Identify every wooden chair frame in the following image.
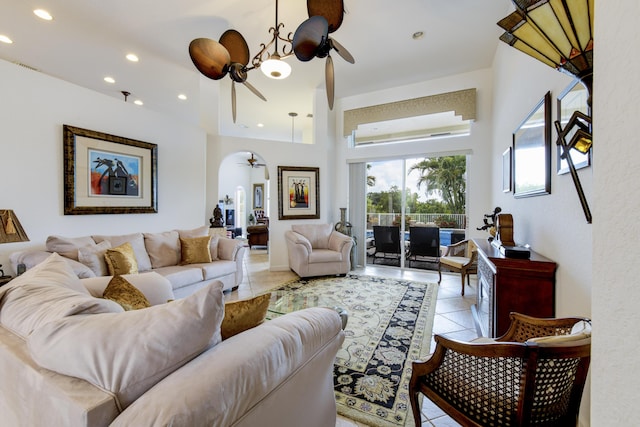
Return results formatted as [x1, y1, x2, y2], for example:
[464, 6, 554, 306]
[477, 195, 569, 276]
[438, 239, 477, 295]
[409, 313, 591, 427]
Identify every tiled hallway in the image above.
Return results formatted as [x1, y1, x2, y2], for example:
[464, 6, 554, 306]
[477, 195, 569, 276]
[228, 247, 478, 427]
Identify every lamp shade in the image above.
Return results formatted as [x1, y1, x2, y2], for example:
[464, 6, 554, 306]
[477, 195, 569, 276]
[260, 54, 291, 79]
[0, 210, 29, 244]
[498, 0, 593, 80]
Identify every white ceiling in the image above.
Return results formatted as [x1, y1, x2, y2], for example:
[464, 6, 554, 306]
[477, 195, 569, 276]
[0, 0, 511, 142]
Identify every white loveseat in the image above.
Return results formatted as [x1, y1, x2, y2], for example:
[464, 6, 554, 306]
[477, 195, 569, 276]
[0, 253, 345, 427]
[285, 224, 353, 278]
[9, 226, 246, 297]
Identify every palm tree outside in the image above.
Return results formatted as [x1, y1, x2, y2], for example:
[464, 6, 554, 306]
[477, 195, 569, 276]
[408, 155, 466, 214]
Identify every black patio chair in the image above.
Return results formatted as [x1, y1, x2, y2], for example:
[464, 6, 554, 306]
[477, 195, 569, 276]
[407, 226, 440, 268]
[372, 226, 402, 265]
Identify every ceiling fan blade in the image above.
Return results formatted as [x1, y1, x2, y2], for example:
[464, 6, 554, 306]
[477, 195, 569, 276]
[231, 80, 237, 123]
[242, 80, 267, 102]
[307, 0, 344, 33]
[329, 38, 355, 64]
[293, 16, 328, 61]
[219, 29, 250, 66]
[326, 54, 335, 110]
[188, 38, 230, 80]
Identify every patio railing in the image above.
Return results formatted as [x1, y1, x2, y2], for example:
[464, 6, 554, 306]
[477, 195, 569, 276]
[366, 213, 467, 229]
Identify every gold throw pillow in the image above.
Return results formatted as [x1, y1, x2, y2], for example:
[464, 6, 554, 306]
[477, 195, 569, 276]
[180, 235, 212, 264]
[104, 242, 139, 275]
[103, 275, 150, 311]
[221, 293, 272, 340]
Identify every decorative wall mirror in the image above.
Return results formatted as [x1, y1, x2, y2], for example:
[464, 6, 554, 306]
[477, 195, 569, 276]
[512, 91, 551, 198]
[557, 79, 591, 174]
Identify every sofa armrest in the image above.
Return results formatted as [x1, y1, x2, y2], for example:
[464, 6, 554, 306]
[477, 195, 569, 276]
[328, 231, 353, 254]
[284, 230, 312, 253]
[109, 308, 345, 427]
[217, 237, 244, 261]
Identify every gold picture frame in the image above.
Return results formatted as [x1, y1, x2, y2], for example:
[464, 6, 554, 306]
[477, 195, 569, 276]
[277, 166, 320, 220]
[63, 125, 158, 215]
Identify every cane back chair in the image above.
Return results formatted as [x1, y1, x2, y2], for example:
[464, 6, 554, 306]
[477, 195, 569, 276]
[409, 313, 591, 427]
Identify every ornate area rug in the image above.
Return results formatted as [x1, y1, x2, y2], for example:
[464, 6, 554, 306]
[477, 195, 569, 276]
[268, 274, 438, 427]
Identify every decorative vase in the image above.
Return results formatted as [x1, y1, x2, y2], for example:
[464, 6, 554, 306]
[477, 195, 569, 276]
[335, 208, 352, 236]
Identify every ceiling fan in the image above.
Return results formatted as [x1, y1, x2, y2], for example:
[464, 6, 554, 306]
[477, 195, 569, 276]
[242, 153, 266, 168]
[292, 0, 355, 110]
[189, 30, 267, 123]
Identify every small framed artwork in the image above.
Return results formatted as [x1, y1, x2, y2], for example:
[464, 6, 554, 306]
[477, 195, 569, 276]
[63, 125, 158, 215]
[277, 166, 320, 220]
[557, 79, 591, 174]
[502, 147, 512, 193]
[512, 91, 551, 198]
[253, 183, 264, 209]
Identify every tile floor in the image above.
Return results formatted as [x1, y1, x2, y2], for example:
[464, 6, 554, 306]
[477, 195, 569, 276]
[227, 247, 479, 427]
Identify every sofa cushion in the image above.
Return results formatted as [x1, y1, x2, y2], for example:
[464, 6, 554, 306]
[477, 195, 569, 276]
[292, 224, 333, 249]
[77, 240, 112, 276]
[82, 272, 175, 306]
[221, 293, 271, 340]
[0, 253, 123, 338]
[103, 275, 151, 311]
[92, 233, 152, 272]
[45, 235, 96, 261]
[105, 242, 139, 275]
[200, 259, 236, 280]
[309, 248, 343, 264]
[152, 265, 205, 290]
[27, 280, 225, 411]
[10, 249, 96, 279]
[180, 236, 212, 264]
[143, 230, 181, 268]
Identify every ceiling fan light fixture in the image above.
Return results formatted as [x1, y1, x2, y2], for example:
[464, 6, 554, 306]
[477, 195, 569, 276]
[261, 53, 291, 79]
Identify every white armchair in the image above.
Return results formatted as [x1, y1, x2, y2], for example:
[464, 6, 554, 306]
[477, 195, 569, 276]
[285, 224, 353, 278]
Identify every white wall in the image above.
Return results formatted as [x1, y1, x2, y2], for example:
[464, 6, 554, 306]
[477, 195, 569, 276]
[0, 59, 207, 273]
[592, 1, 640, 424]
[490, 28, 593, 427]
[490, 45, 592, 319]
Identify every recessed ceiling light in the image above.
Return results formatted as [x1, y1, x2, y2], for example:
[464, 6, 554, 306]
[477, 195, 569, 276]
[0, 35, 13, 44]
[257, 123, 264, 128]
[134, 100, 143, 106]
[178, 94, 187, 100]
[412, 31, 424, 40]
[126, 53, 139, 62]
[104, 76, 115, 84]
[33, 9, 53, 21]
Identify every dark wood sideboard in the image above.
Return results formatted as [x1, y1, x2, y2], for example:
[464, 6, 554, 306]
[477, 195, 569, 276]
[472, 239, 557, 338]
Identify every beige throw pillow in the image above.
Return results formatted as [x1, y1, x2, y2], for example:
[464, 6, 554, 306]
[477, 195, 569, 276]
[105, 242, 139, 275]
[28, 281, 225, 410]
[103, 275, 151, 311]
[0, 253, 122, 338]
[77, 240, 112, 276]
[143, 230, 181, 268]
[180, 235, 212, 264]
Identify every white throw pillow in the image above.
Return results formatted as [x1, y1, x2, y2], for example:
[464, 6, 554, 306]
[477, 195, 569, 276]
[0, 253, 122, 338]
[92, 233, 153, 272]
[77, 240, 112, 276]
[27, 280, 225, 410]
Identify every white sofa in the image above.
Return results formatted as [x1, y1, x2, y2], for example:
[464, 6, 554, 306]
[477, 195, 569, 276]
[9, 226, 246, 297]
[285, 224, 353, 278]
[0, 253, 345, 427]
